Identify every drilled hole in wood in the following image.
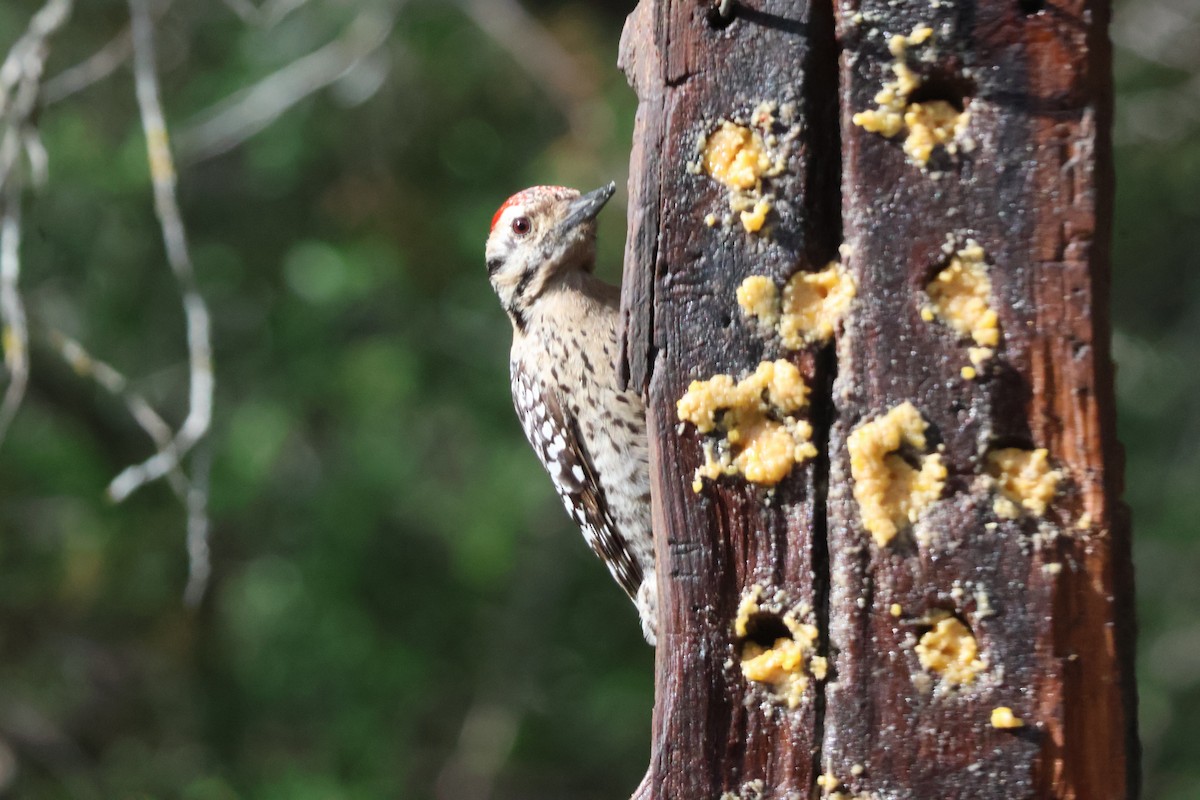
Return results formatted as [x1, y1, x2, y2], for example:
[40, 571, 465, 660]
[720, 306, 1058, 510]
[1018, 0, 1045, 14]
[915, 610, 985, 687]
[914, 607, 969, 636]
[706, 0, 737, 29]
[988, 434, 1037, 452]
[891, 442, 926, 472]
[847, 402, 947, 547]
[739, 611, 792, 649]
[734, 601, 824, 708]
[986, 445, 1062, 519]
[920, 241, 998, 380]
[907, 73, 974, 113]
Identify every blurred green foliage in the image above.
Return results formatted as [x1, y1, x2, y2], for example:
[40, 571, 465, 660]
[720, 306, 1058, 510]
[1112, 2, 1200, 795]
[0, 0, 1195, 797]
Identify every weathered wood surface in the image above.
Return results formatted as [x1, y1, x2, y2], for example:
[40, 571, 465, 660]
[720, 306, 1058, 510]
[619, 0, 1136, 798]
[620, 0, 840, 796]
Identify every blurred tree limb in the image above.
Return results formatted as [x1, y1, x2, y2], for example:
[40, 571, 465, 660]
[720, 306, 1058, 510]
[0, 0, 214, 604]
[177, 2, 405, 163]
[0, 0, 608, 611]
[1112, 0, 1200, 143]
[112, 0, 213, 505]
[41, 25, 132, 106]
[454, 0, 595, 136]
[0, 0, 74, 444]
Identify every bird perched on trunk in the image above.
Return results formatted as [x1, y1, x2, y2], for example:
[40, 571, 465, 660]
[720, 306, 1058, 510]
[485, 183, 656, 645]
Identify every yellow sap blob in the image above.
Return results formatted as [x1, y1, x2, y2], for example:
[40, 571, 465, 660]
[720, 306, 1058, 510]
[991, 706, 1025, 729]
[923, 241, 999, 349]
[915, 612, 985, 686]
[734, 587, 823, 709]
[737, 262, 857, 348]
[851, 25, 972, 168]
[678, 360, 817, 491]
[987, 447, 1061, 519]
[703, 122, 771, 191]
[847, 402, 946, 546]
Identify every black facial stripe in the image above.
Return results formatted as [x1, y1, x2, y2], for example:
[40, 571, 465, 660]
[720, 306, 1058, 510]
[513, 265, 536, 303]
[486, 256, 503, 275]
[507, 303, 526, 332]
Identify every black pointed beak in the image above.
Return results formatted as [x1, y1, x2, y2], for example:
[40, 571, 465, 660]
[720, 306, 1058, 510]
[562, 182, 616, 230]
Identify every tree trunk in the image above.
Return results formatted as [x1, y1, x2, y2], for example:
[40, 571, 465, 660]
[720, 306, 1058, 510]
[619, 0, 1137, 797]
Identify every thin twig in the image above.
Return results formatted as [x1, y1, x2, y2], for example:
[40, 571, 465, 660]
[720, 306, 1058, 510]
[177, 3, 402, 162]
[1112, 0, 1200, 72]
[43, 0, 175, 106]
[0, 0, 76, 445]
[221, 0, 312, 28]
[220, 0, 264, 25]
[261, 0, 313, 27]
[0, 0, 74, 116]
[3, 0, 216, 603]
[435, 701, 520, 800]
[42, 28, 132, 105]
[23, 128, 49, 186]
[110, 0, 214, 503]
[454, 0, 592, 133]
[184, 444, 211, 607]
[0, 1, 74, 109]
[48, 330, 189, 498]
[0, 181, 28, 441]
[1115, 72, 1200, 146]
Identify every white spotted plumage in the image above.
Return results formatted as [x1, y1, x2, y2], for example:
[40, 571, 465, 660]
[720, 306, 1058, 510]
[486, 183, 657, 645]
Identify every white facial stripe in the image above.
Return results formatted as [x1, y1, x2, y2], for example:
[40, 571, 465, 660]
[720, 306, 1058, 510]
[486, 205, 528, 265]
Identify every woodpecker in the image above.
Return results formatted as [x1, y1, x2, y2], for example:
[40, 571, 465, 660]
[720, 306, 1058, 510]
[485, 183, 656, 645]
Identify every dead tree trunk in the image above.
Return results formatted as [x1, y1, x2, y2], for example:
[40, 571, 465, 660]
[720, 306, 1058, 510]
[619, 0, 1137, 798]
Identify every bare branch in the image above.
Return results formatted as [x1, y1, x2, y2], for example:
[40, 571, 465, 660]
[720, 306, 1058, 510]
[0, 0, 74, 116]
[261, 0, 313, 27]
[220, 0, 265, 25]
[177, 3, 402, 162]
[109, 0, 214, 502]
[453, 0, 593, 133]
[3, 0, 215, 603]
[184, 445, 211, 607]
[43, 0, 177, 106]
[221, 0, 313, 28]
[42, 28, 132, 105]
[1110, 0, 1200, 145]
[23, 129, 49, 186]
[0, 181, 29, 442]
[48, 330, 187, 492]
[1115, 72, 1200, 146]
[0, 0, 76, 445]
[435, 701, 520, 800]
[1112, 0, 1200, 72]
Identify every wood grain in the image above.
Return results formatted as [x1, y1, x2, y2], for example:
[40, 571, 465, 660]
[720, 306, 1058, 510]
[619, 0, 1136, 797]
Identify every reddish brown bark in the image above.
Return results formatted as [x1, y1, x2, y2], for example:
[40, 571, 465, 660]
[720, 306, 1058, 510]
[619, 0, 1136, 798]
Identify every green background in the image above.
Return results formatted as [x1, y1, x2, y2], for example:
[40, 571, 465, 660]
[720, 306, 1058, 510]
[0, 0, 1195, 797]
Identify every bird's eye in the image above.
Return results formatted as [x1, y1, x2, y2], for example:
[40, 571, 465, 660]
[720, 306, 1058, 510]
[511, 216, 532, 236]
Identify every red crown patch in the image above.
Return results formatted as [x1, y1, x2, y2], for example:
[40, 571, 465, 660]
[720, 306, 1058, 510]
[490, 186, 575, 232]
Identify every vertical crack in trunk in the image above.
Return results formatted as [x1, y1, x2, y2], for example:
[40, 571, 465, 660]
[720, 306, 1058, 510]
[808, 343, 837, 782]
[625, 1, 1131, 794]
[803, 0, 842, 782]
